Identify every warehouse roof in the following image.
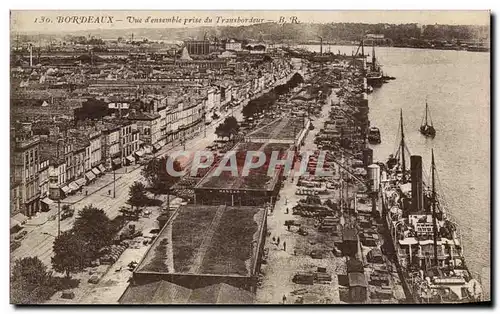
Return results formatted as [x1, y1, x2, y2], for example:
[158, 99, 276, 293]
[119, 281, 255, 304]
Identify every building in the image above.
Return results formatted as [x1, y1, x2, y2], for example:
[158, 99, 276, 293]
[165, 105, 181, 145]
[177, 99, 205, 143]
[225, 39, 242, 52]
[72, 140, 89, 181]
[115, 120, 140, 167]
[88, 130, 103, 168]
[100, 123, 121, 170]
[38, 155, 50, 209]
[48, 157, 66, 200]
[128, 111, 161, 152]
[10, 127, 41, 217]
[157, 103, 168, 147]
[119, 204, 267, 303]
[194, 142, 292, 206]
[184, 40, 210, 55]
[366, 34, 385, 39]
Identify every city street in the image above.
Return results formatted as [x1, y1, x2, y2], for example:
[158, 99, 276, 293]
[11, 81, 252, 271]
[256, 90, 343, 304]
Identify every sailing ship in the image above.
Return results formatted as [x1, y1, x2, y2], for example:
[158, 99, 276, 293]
[380, 110, 482, 303]
[420, 102, 436, 138]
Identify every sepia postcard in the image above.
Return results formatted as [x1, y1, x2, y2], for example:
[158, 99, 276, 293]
[9, 10, 490, 305]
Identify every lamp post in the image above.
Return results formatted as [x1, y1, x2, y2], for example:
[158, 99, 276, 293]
[57, 199, 61, 237]
[393, 220, 404, 244]
[113, 167, 116, 198]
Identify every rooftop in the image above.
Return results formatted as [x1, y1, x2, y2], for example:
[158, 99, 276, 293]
[245, 116, 307, 141]
[135, 205, 266, 277]
[119, 281, 255, 304]
[127, 111, 161, 121]
[195, 141, 292, 191]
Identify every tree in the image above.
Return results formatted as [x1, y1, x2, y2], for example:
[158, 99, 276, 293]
[127, 181, 148, 209]
[51, 231, 86, 278]
[11, 257, 58, 304]
[215, 116, 240, 140]
[141, 156, 182, 210]
[73, 205, 114, 256]
[12, 257, 50, 286]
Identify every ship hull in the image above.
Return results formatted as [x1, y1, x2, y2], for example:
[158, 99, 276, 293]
[367, 76, 384, 87]
[381, 191, 416, 303]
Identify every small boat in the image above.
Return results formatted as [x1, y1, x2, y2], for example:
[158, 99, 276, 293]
[420, 101, 436, 138]
[367, 127, 381, 144]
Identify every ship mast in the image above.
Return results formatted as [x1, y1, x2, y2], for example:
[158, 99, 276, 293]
[361, 37, 365, 58]
[432, 149, 439, 266]
[425, 102, 428, 126]
[371, 42, 376, 71]
[400, 109, 406, 180]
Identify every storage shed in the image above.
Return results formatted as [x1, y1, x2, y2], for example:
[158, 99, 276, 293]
[348, 272, 368, 303]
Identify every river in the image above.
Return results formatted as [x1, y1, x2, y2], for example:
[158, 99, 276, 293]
[299, 44, 490, 299]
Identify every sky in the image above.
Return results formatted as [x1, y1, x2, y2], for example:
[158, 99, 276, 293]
[11, 10, 490, 34]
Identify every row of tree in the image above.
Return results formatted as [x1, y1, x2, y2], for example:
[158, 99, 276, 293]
[140, 156, 183, 210]
[11, 205, 117, 303]
[215, 116, 240, 140]
[242, 72, 304, 118]
[51, 206, 116, 278]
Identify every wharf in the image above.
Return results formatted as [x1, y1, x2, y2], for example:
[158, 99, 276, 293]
[256, 57, 405, 304]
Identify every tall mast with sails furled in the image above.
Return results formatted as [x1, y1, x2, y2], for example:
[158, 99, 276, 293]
[400, 109, 406, 180]
[432, 149, 438, 266]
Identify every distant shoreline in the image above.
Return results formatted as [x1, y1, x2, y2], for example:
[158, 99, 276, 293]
[292, 42, 490, 53]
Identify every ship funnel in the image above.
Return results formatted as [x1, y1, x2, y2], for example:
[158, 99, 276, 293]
[410, 155, 423, 213]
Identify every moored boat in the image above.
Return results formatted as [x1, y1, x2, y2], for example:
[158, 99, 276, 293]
[368, 126, 381, 144]
[378, 110, 482, 303]
[366, 43, 384, 87]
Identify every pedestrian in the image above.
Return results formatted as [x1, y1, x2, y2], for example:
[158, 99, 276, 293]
[108, 190, 111, 196]
[272, 236, 276, 244]
[285, 198, 288, 205]
[286, 207, 289, 214]
[283, 241, 287, 252]
[282, 294, 287, 304]
[294, 249, 297, 256]
[277, 237, 280, 246]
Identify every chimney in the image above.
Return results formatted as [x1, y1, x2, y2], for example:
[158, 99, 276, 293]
[410, 155, 423, 213]
[29, 44, 33, 67]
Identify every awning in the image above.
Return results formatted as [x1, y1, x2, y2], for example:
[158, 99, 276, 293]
[113, 158, 122, 165]
[61, 185, 72, 194]
[92, 168, 101, 176]
[85, 171, 96, 181]
[399, 238, 419, 245]
[153, 143, 161, 151]
[10, 218, 20, 229]
[98, 164, 106, 173]
[12, 213, 28, 224]
[135, 150, 145, 157]
[41, 197, 54, 205]
[76, 178, 87, 186]
[126, 155, 136, 163]
[69, 182, 80, 191]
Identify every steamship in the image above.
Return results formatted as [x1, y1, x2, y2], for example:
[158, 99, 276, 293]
[378, 110, 483, 303]
[366, 43, 384, 88]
